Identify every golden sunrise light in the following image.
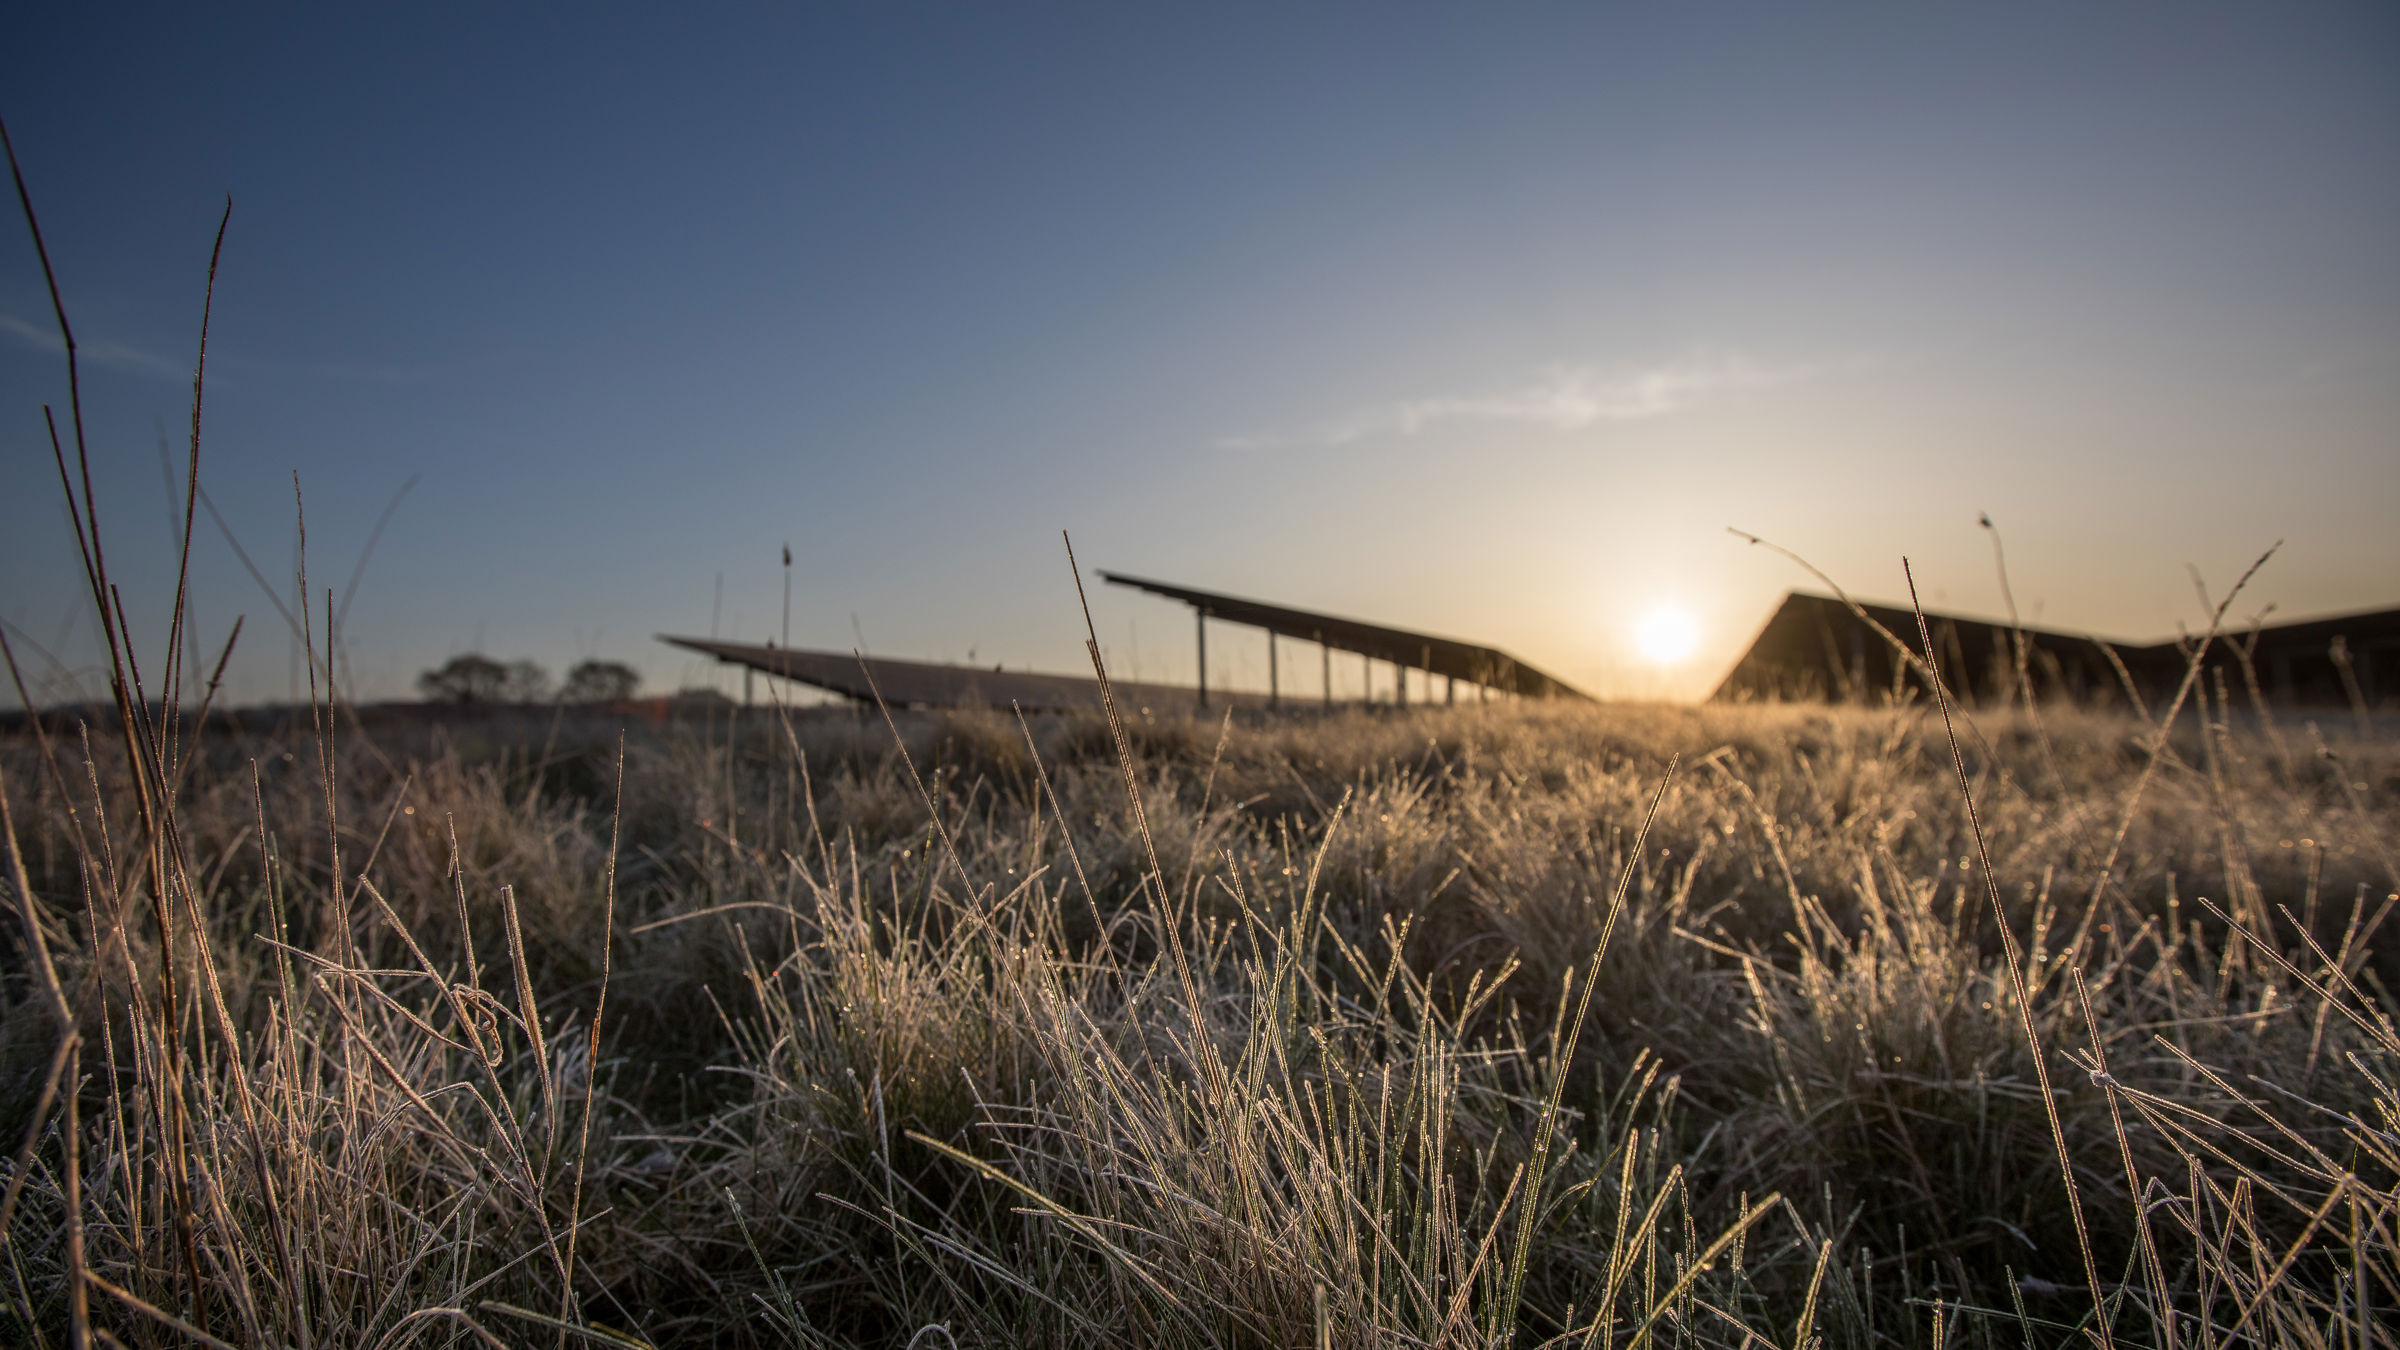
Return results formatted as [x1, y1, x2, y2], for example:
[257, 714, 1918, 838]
[1634, 604, 1700, 667]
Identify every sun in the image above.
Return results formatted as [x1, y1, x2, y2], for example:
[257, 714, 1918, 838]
[1634, 605, 1699, 667]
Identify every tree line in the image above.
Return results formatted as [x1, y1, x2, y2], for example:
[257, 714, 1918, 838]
[416, 654, 641, 704]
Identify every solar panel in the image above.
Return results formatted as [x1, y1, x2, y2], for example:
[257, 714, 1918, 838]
[1098, 572, 1590, 701]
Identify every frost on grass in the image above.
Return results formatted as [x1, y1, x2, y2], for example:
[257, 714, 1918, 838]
[3, 699, 2396, 1348]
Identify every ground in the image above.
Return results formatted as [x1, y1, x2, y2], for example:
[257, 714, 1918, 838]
[3, 693, 2394, 1347]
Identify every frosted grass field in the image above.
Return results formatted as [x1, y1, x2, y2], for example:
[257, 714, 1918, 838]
[6, 687, 2394, 1346]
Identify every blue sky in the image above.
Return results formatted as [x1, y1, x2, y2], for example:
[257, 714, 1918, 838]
[5, 3, 2396, 705]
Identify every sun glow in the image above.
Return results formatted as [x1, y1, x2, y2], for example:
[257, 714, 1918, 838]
[1634, 605, 1699, 667]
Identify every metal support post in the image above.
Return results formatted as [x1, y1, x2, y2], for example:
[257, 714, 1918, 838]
[1320, 632, 1331, 708]
[1268, 632, 1278, 708]
[1196, 609, 1208, 708]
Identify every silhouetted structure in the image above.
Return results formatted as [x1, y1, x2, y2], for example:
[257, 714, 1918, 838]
[660, 638, 1281, 713]
[1099, 572, 1591, 706]
[665, 572, 1591, 713]
[1713, 591, 2400, 710]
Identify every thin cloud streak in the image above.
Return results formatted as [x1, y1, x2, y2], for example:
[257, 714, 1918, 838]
[1220, 354, 1805, 450]
[0, 310, 192, 381]
[3, 311, 453, 388]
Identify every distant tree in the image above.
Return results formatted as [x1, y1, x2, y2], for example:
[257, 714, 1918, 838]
[561, 659, 640, 703]
[501, 660, 552, 702]
[417, 654, 552, 703]
[417, 653, 509, 703]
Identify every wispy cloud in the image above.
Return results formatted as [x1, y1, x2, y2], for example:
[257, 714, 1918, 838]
[0, 310, 191, 382]
[3, 311, 451, 387]
[1220, 353, 1805, 450]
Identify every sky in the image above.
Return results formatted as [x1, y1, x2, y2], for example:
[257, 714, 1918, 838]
[4, 3, 2396, 707]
